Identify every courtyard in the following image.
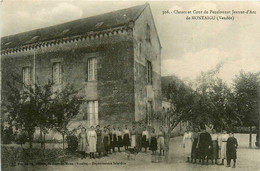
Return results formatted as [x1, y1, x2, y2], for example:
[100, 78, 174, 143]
[3, 133, 259, 171]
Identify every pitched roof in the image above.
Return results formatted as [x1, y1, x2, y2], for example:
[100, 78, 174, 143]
[1, 3, 148, 50]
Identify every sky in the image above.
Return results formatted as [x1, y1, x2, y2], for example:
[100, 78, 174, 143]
[1, 0, 260, 85]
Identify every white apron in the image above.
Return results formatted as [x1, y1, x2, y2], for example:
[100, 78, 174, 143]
[87, 130, 97, 153]
[183, 132, 193, 157]
[220, 134, 229, 159]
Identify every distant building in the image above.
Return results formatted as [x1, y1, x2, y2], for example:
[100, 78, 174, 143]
[1, 3, 162, 127]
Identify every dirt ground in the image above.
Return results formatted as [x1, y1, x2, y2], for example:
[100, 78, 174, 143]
[3, 134, 260, 171]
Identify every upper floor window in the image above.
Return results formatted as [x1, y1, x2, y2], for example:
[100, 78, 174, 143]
[137, 43, 142, 57]
[146, 60, 152, 84]
[52, 62, 62, 85]
[145, 24, 151, 43]
[87, 58, 97, 81]
[22, 67, 32, 85]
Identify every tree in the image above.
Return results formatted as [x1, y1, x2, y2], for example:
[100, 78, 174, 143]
[194, 65, 241, 131]
[159, 64, 242, 162]
[50, 84, 85, 149]
[4, 75, 84, 150]
[5, 78, 39, 149]
[233, 71, 260, 148]
[158, 75, 199, 163]
[33, 82, 54, 149]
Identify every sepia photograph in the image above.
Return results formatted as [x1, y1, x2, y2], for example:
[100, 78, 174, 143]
[0, 0, 260, 170]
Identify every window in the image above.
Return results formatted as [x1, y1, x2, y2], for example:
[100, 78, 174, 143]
[22, 67, 32, 85]
[145, 24, 151, 43]
[146, 101, 153, 125]
[52, 62, 62, 85]
[87, 58, 97, 81]
[88, 101, 99, 126]
[137, 43, 141, 57]
[146, 60, 152, 84]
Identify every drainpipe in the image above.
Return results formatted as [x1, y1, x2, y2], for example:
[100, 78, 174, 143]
[33, 49, 36, 85]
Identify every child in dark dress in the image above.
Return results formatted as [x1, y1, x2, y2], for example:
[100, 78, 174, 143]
[142, 126, 149, 152]
[123, 125, 131, 150]
[107, 125, 113, 154]
[149, 128, 157, 155]
[117, 127, 123, 152]
[111, 126, 117, 152]
[226, 132, 238, 168]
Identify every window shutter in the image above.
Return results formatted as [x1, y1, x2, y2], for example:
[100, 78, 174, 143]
[151, 63, 153, 85]
[22, 68, 25, 84]
[59, 63, 62, 84]
[85, 62, 88, 81]
[94, 58, 97, 80]
[146, 60, 148, 84]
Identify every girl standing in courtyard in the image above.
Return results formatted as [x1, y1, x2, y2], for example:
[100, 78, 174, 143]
[78, 127, 88, 159]
[103, 126, 110, 156]
[219, 130, 229, 165]
[183, 126, 193, 163]
[211, 129, 219, 164]
[191, 127, 200, 163]
[136, 124, 143, 152]
[117, 127, 123, 152]
[111, 125, 117, 152]
[158, 126, 165, 156]
[107, 125, 113, 154]
[96, 125, 105, 158]
[123, 125, 131, 150]
[226, 132, 238, 168]
[88, 126, 97, 159]
[149, 127, 157, 155]
[130, 125, 137, 148]
[142, 126, 149, 152]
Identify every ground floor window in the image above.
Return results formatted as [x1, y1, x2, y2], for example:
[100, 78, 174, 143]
[88, 101, 98, 126]
[146, 101, 153, 125]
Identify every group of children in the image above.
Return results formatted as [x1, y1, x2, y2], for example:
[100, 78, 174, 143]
[182, 125, 238, 168]
[78, 124, 166, 159]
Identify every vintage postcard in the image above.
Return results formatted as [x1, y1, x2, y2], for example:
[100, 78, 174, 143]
[1, 0, 260, 171]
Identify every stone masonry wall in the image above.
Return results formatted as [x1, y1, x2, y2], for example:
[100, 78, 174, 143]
[1, 31, 135, 128]
[133, 5, 162, 122]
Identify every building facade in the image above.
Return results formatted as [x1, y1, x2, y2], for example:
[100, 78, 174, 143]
[1, 3, 162, 127]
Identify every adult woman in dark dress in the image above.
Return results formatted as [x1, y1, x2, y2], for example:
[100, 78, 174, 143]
[117, 127, 123, 152]
[103, 127, 110, 156]
[123, 125, 131, 150]
[149, 127, 157, 155]
[107, 125, 113, 154]
[78, 127, 88, 159]
[191, 127, 199, 163]
[142, 126, 149, 152]
[111, 125, 117, 152]
[136, 124, 143, 152]
[96, 125, 105, 158]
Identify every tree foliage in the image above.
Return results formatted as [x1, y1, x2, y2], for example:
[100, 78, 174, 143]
[50, 84, 85, 149]
[4, 76, 85, 149]
[233, 71, 260, 127]
[194, 65, 241, 130]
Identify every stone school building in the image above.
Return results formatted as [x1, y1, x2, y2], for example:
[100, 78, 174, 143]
[1, 3, 162, 128]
